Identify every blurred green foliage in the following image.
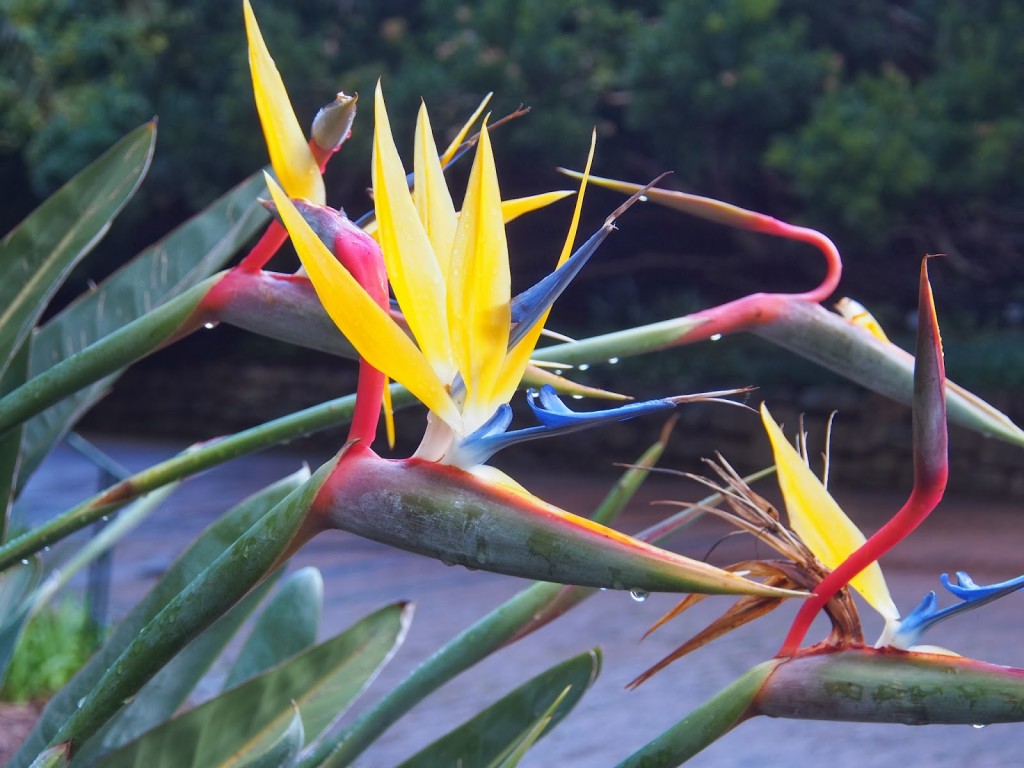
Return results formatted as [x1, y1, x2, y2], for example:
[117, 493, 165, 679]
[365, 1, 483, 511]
[2, 0, 1021, 325]
[1, 600, 101, 703]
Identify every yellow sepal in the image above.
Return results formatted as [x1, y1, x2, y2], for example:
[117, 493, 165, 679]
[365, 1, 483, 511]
[265, 174, 461, 429]
[761, 404, 899, 621]
[243, 0, 324, 204]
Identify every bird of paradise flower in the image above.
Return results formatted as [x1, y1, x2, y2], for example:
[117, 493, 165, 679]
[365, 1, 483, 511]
[242, 0, 800, 600]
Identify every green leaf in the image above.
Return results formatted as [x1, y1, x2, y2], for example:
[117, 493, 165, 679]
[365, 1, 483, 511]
[396, 649, 600, 768]
[224, 566, 323, 690]
[238, 708, 304, 768]
[71, 572, 282, 768]
[50, 460, 331, 752]
[616, 661, 777, 768]
[17, 173, 269, 489]
[486, 687, 571, 768]
[27, 743, 70, 768]
[0, 122, 155, 381]
[0, 343, 29, 540]
[97, 602, 412, 768]
[11, 469, 309, 768]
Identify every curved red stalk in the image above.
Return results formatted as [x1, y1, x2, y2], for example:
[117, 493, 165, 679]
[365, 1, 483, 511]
[239, 136, 342, 273]
[675, 220, 842, 344]
[779, 259, 947, 655]
[311, 138, 341, 170]
[330, 218, 390, 445]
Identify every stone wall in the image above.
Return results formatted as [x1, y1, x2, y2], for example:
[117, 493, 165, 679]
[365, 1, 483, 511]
[80, 360, 1024, 499]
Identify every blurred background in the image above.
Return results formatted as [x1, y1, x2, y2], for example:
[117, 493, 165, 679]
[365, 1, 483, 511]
[1, 0, 1022, 490]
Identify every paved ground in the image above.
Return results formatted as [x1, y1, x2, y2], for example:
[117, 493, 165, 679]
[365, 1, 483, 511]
[9, 437, 1024, 767]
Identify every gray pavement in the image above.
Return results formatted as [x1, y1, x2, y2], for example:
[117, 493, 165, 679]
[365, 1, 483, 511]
[12, 437, 1024, 767]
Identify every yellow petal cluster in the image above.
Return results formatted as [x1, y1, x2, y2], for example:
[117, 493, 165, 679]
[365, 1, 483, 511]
[270, 82, 585, 439]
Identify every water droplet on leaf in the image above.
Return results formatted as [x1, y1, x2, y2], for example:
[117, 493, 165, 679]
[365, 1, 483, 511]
[630, 589, 649, 603]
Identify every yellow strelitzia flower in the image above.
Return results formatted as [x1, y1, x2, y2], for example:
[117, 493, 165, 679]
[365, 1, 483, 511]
[267, 82, 594, 466]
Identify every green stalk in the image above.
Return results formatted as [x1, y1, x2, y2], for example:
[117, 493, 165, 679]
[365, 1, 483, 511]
[615, 661, 779, 768]
[0, 279, 217, 439]
[0, 385, 416, 572]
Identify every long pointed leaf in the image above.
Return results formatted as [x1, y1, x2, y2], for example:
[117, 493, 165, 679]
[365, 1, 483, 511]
[48, 461, 331, 753]
[224, 566, 323, 690]
[11, 469, 309, 768]
[71, 572, 282, 767]
[396, 649, 600, 768]
[238, 708, 304, 768]
[97, 603, 412, 767]
[0, 122, 155, 380]
[0, 343, 29, 540]
[17, 173, 268, 489]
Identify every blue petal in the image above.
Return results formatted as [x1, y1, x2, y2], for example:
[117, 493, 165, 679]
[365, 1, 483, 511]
[452, 385, 677, 467]
[892, 571, 1024, 648]
[508, 226, 612, 349]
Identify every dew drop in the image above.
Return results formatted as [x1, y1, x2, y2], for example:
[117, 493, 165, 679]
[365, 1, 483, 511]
[607, 357, 620, 365]
[571, 394, 584, 400]
[710, 333, 723, 341]
[972, 723, 987, 730]
[77, 697, 86, 709]
[43, 546, 51, 552]
[554, 369, 564, 376]
[578, 363, 590, 371]
[630, 589, 649, 603]
[638, 194, 649, 202]
[599, 587, 608, 592]
[101, 515, 110, 522]
[203, 322, 216, 330]
[20, 559, 28, 565]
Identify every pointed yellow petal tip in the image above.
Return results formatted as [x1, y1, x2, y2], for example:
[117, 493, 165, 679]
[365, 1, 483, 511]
[501, 190, 575, 223]
[440, 92, 493, 167]
[760, 404, 899, 621]
[245, 0, 324, 204]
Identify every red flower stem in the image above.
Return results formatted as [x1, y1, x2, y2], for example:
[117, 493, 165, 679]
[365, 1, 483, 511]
[779, 260, 947, 656]
[238, 136, 339, 273]
[672, 221, 842, 344]
[237, 220, 288, 272]
[778, 478, 946, 656]
[330, 221, 390, 445]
